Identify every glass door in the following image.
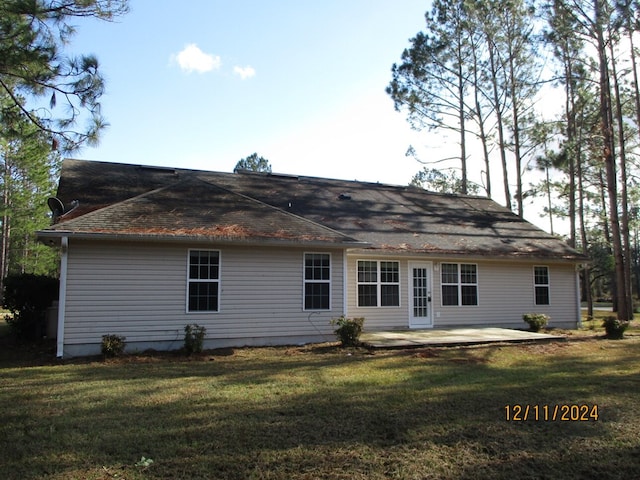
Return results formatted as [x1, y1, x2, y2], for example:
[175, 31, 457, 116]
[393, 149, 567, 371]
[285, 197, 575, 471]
[409, 262, 432, 328]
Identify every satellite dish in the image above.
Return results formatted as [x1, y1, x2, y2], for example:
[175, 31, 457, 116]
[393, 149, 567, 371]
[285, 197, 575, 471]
[47, 197, 64, 217]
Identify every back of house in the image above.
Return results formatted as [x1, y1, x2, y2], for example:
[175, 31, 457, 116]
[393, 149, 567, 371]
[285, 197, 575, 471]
[37, 159, 586, 357]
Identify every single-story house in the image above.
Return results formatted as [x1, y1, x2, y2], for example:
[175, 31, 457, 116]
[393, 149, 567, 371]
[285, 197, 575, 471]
[38, 159, 586, 357]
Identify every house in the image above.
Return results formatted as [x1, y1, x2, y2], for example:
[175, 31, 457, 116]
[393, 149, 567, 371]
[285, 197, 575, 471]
[38, 159, 586, 357]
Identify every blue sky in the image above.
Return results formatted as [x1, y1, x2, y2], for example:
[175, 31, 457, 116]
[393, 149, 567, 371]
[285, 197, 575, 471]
[68, 1, 432, 185]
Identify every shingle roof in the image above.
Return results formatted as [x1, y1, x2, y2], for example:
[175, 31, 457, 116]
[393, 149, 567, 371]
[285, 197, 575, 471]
[38, 159, 585, 260]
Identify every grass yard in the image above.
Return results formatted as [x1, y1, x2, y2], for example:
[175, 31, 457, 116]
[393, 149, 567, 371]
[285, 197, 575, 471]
[1, 315, 639, 479]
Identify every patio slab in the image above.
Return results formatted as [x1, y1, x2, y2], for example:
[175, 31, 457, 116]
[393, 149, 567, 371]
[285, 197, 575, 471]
[360, 327, 565, 349]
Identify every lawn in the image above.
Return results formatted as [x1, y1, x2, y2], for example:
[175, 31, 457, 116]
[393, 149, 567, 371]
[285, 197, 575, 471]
[1, 316, 639, 479]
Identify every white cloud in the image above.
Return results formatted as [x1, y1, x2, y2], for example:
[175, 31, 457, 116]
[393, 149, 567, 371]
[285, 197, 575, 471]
[172, 44, 221, 74]
[233, 65, 256, 80]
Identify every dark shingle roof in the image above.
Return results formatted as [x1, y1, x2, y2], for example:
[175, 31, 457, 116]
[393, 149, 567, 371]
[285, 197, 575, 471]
[39, 159, 585, 260]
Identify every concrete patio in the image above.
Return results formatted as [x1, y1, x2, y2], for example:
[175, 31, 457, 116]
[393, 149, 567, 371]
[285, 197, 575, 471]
[360, 327, 566, 349]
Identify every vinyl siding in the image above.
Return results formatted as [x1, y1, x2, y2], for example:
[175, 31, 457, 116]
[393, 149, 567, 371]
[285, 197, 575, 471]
[432, 261, 578, 328]
[345, 256, 579, 330]
[62, 240, 344, 353]
[61, 241, 579, 355]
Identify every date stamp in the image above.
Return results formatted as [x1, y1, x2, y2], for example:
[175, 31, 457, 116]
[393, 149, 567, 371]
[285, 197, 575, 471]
[505, 404, 599, 421]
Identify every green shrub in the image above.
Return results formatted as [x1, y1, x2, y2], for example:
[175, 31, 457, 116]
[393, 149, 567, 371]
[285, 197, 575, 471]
[331, 316, 364, 347]
[184, 324, 206, 354]
[101, 334, 126, 357]
[602, 316, 630, 339]
[2, 274, 59, 340]
[522, 313, 549, 332]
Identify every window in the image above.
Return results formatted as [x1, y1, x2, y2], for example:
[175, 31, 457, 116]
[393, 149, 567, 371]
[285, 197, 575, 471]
[188, 250, 220, 312]
[534, 266, 550, 305]
[380, 261, 400, 306]
[441, 263, 478, 306]
[304, 253, 330, 310]
[357, 260, 400, 307]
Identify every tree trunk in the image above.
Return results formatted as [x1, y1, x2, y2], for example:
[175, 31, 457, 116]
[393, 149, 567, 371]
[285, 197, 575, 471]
[545, 164, 554, 235]
[595, 0, 630, 321]
[0, 159, 10, 298]
[565, 52, 577, 248]
[508, 48, 524, 218]
[456, 31, 468, 195]
[468, 27, 491, 197]
[576, 106, 592, 318]
[487, 39, 511, 210]
[608, 32, 633, 319]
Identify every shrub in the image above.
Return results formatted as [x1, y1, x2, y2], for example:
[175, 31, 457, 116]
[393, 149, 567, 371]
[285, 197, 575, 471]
[184, 324, 206, 354]
[2, 274, 59, 340]
[522, 313, 549, 332]
[101, 334, 126, 357]
[602, 316, 630, 340]
[331, 316, 364, 347]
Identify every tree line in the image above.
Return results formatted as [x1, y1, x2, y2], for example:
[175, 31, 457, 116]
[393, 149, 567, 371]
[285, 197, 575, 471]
[0, 1, 129, 294]
[388, 0, 640, 320]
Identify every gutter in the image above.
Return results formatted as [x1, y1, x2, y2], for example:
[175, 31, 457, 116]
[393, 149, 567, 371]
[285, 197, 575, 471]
[36, 230, 371, 249]
[56, 236, 68, 358]
[344, 248, 588, 264]
[575, 268, 582, 329]
[343, 253, 348, 317]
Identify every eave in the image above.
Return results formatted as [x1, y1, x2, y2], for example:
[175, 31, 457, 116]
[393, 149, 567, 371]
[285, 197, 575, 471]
[348, 246, 588, 264]
[36, 229, 371, 249]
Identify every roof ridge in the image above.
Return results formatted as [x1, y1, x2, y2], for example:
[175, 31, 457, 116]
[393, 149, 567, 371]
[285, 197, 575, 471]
[61, 159, 498, 201]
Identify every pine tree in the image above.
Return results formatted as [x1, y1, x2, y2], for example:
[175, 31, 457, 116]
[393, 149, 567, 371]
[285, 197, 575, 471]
[234, 153, 272, 173]
[0, 91, 60, 293]
[387, 0, 474, 194]
[0, 0, 129, 152]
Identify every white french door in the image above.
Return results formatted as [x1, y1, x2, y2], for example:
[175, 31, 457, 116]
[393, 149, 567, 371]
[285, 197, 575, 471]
[409, 262, 433, 328]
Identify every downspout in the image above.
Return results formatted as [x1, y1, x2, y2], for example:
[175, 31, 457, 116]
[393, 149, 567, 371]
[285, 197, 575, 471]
[343, 252, 348, 317]
[56, 236, 68, 358]
[575, 266, 582, 329]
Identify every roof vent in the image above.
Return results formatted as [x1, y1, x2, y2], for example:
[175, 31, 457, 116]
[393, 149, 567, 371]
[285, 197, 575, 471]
[338, 193, 352, 200]
[137, 165, 178, 175]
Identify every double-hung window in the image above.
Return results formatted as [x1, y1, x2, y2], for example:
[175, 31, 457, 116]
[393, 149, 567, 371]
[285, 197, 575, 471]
[188, 250, 220, 312]
[441, 263, 478, 306]
[357, 260, 400, 307]
[304, 253, 331, 310]
[534, 266, 550, 305]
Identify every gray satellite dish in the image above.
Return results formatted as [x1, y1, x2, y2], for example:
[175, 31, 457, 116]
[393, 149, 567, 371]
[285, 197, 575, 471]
[47, 197, 64, 217]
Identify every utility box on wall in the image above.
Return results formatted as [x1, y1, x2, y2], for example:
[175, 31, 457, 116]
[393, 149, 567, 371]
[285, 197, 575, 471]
[47, 301, 58, 339]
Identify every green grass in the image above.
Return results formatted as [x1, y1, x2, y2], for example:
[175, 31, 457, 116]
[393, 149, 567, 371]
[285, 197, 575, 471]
[1, 321, 639, 479]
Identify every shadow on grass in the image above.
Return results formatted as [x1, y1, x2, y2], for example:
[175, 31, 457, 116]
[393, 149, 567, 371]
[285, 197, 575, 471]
[1, 339, 639, 479]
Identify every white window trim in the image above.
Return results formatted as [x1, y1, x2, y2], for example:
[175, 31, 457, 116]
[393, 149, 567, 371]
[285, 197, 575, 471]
[356, 259, 401, 308]
[303, 252, 332, 311]
[186, 249, 221, 314]
[440, 263, 479, 307]
[534, 265, 551, 305]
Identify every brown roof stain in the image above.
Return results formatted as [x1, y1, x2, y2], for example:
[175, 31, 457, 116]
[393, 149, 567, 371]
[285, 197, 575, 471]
[83, 225, 338, 242]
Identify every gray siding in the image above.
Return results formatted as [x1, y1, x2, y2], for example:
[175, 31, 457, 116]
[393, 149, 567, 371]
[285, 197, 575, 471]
[60, 240, 579, 356]
[345, 256, 578, 330]
[431, 260, 578, 329]
[62, 240, 344, 355]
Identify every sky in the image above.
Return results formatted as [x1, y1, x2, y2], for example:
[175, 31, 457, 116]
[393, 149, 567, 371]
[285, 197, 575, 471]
[65, 1, 559, 233]
[68, 1, 429, 180]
